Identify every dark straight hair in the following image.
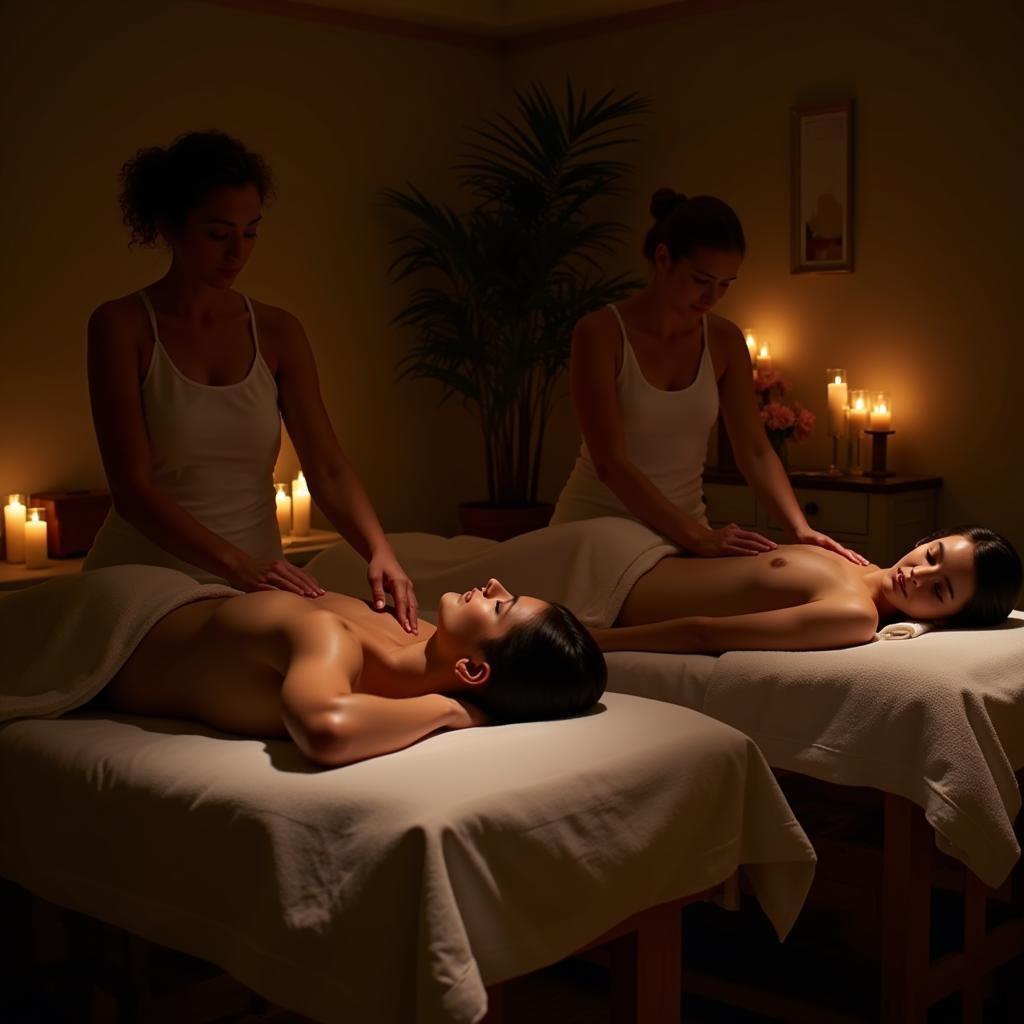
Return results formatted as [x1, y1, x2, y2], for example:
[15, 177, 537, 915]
[642, 188, 746, 262]
[916, 525, 1022, 626]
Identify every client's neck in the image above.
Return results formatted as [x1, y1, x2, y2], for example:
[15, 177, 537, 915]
[860, 566, 900, 619]
[358, 634, 466, 698]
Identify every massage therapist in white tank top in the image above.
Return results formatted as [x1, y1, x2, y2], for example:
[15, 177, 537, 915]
[84, 131, 420, 632]
[552, 189, 866, 565]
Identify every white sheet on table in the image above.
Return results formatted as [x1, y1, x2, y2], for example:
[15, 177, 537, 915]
[606, 613, 1024, 887]
[0, 694, 814, 1024]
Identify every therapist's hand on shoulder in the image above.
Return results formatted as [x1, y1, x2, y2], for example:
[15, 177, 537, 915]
[791, 526, 869, 566]
[368, 544, 419, 634]
[696, 523, 778, 557]
[225, 554, 326, 598]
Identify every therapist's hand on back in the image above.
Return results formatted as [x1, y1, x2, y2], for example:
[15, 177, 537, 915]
[368, 543, 419, 634]
[695, 522, 778, 557]
[225, 554, 326, 598]
[791, 526, 869, 566]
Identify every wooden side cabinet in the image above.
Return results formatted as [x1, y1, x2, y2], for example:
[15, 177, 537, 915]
[702, 471, 942, 567]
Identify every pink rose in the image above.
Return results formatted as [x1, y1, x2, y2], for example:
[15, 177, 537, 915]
[761, 401, 796, 432]
[793, 406, 816, 442]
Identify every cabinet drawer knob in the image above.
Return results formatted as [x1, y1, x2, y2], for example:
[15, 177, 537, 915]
[804, 501, 820, 516]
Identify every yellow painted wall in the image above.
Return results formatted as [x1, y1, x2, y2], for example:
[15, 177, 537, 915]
[3, 0, 1022, 559]
[0, 0, 497, 534]
[510, 0, 1024, 557]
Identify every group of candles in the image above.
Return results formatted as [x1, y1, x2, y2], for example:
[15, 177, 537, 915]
[275, 470, 312, 540]
[824, 370, 893, 436]
[3, 495, 48, 568]
[744, 333, 893, 434]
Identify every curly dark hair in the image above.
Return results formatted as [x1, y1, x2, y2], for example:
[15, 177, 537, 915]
[914, 526, 1022, 627]
[118, 130, 274, 246]
[470, 602, 607, 723]
[642, 187, 746, 262]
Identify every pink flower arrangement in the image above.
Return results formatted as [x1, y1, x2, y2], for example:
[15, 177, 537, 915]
[755, 370, 815, 450]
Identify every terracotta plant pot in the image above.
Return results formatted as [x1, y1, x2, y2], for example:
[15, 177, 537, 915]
[457, 502, 554, 542]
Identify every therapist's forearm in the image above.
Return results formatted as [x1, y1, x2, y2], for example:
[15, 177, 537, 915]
[736, 447, 809, 538]
[115, 484, 250, 579]
[598, 460, 708, 551]
[307, 458, 389, 560]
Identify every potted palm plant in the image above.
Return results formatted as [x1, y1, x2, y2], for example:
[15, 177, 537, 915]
[383, 81, 651, 540]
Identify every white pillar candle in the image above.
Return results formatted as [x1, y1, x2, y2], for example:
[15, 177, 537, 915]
[4, 494, 26, 564]
[826, 370, 848, 436]
[756, 343, 772, 371]
[24, 507, 47, 569]
[291, 470, 311, 537]
[275, 483, 292, 540]
[870, 399, 892, 430]
[848, 391, 869, 434]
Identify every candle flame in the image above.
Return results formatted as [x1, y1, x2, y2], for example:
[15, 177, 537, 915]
[833, 375, 842, 385]
[854, 397, 866, 410]
[758, 344, 769, 359]
[29, 511, 39, 523]
[745, 332, 756, 352]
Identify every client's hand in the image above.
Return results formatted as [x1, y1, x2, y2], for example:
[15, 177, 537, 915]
[448, 697, 490, 729]
[225, 555, 326, 598]
[368, 544, 419, 634]
[792, 527, 869, 566]
[695, 523, 778, 557]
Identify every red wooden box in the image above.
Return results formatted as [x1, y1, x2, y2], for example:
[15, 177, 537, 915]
[29, 490, 112, 558]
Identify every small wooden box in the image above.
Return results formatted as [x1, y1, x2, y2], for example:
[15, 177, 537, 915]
[29, 490, 112, 558]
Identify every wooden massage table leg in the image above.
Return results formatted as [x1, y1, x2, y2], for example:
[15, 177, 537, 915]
[881, 793, 932, 1024]
[483, 896, 693, 1024]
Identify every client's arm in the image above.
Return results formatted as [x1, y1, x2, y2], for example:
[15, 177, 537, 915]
[278, 610, 470, 767]
[594, 598, 877, 654]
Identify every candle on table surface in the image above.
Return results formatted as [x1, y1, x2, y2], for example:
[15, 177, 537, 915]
[292, 470, 311, 537]
[4, 494, 26, 563]
[756, 343, 772, 371]
[869, 392, 893, 430]
[25, 507, 47, 569]
[826, 369, 848, 436]
[275, 483, 292, 540]
[744, 330, 757, 359]
[847, 390, 869, 434]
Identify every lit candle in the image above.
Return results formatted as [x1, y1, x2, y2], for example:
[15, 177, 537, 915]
[275, 483, 292, 540]
[756, 343, 772, 371]
[4, 494, 26, 564]
[24, 507, 47, 569]
[848, 390, 869, 434]
[291, 470, 311, 537]
[826, 369, 848, 436]
[744, 330, 757, 360]
[870, 392, 893, 430]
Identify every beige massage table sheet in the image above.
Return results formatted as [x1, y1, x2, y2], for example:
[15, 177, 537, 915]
[605, 612, 1024, 887]
[0, 694, 814, 1024]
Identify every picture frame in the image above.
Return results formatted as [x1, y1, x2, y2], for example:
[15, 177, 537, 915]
[790, 100, 854, 273]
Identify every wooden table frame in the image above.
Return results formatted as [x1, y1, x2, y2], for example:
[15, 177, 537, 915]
[683, 772, 1024, 1024]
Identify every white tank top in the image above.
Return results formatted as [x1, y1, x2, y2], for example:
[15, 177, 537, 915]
[551, 303, 718, 530]
[84, 290, 283, 583]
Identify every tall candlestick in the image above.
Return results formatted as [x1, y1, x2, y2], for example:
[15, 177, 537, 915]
[826, 369, 848, 436]
[744, 330, 757, 360]
[25, 507, 48, 569]
[275, 483, 292, 540]
[4, 494, 26, 563]
[292, 470, 311, 537]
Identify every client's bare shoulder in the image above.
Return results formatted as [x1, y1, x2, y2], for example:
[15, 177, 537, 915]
[777, 544, 877, 611]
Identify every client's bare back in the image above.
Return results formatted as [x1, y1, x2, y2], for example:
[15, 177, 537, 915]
[617, 544, 870, 626]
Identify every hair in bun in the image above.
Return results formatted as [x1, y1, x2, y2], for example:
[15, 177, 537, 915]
[649, 187, 688, 221]
[642, 192, 745, 262]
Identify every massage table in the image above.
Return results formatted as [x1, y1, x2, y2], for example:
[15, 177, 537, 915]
[0, 565, 815, 1024]
[304, 521, 1024, 1022]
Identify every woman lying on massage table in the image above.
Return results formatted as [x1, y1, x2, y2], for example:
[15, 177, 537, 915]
[593, 525, 1021, 653]
[99, 580, 605, 767]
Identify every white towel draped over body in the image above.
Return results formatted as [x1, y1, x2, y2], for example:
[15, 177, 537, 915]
[0, 566, 239, 723]
[307, 517, 679, 626]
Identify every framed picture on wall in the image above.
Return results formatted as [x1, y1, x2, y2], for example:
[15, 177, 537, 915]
[791, 100, 854, 273]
